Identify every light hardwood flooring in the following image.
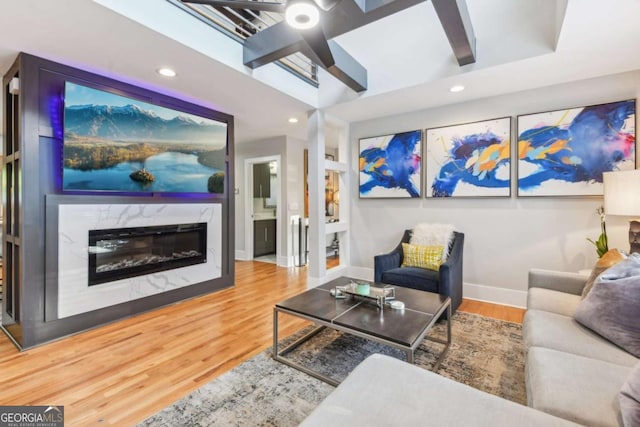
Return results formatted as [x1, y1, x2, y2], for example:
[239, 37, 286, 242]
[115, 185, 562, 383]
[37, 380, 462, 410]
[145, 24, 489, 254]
[458, 298, 525, 323]
[0, 261, 524, 426]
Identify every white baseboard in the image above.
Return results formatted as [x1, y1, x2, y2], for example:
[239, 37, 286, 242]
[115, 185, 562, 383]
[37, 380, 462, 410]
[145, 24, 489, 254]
[345, 266, 526, 308]
[325, 265, 349, 282]
[235, 250, 248, 261]
[306, 265, 350, 289]
[277, 255, 292, 267]
[463, 282, 526, 308]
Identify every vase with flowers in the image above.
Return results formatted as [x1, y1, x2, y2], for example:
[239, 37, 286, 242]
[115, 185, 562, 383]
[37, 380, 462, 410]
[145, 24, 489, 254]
[587, 206, 608, 257]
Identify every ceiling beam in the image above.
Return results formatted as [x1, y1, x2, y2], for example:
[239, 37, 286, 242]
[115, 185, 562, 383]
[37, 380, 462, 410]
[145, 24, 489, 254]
[243, 23, 303, 69]
[320, 0, 425, 39]
[431, 0, 476, 66]
[243, 0, 474, 92]
[243, 0, 424, 92]
[305, 40, 368, 92]
[243, 0, 425, 67]
[244, 23, 367, 92]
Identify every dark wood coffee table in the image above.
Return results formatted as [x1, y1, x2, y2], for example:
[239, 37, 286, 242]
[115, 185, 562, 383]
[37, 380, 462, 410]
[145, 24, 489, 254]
[273, 276, 451, 386]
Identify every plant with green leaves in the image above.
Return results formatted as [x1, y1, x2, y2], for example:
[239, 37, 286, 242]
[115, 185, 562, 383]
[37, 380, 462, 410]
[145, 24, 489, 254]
[587, 206, 608, 257]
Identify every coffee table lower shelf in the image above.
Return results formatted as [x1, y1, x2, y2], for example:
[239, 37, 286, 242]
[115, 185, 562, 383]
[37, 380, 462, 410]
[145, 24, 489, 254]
[272, 303, 451, 387]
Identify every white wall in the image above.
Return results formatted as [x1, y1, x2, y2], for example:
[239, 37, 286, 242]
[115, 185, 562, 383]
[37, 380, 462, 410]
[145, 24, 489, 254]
[235, 135, 307, 266]
[235, 137, 285, 261]
[285, 136, 308, 262]
[349, 70, 640, 307]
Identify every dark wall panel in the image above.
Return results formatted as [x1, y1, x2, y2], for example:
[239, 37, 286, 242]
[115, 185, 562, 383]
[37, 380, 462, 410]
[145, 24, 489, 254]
[1, 53, 235, 349]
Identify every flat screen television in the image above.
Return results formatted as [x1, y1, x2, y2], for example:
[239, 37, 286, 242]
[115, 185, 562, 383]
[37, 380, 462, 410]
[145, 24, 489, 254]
[62, 81, 228, 194]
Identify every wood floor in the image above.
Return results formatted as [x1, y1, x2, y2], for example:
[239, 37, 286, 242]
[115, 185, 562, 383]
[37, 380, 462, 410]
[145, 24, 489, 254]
[458, 298, 524, 323]
[0, 261, 524, 426]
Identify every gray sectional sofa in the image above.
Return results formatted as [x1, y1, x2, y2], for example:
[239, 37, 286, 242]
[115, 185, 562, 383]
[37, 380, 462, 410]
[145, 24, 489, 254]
[300, 353, 580, 426]
[301, 269, 638, 426]
[524, 268, 637, 426]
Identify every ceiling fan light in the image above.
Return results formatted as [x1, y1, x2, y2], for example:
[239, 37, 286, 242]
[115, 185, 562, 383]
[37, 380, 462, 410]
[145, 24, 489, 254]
[285, 2, 320, 29]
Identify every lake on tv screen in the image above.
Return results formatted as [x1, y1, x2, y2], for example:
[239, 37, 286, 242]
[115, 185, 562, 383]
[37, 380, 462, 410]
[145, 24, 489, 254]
[63, 151, 221, 193]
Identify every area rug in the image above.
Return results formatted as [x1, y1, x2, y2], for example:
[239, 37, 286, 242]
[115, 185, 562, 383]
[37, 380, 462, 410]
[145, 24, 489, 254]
[138, 312, 525, 426]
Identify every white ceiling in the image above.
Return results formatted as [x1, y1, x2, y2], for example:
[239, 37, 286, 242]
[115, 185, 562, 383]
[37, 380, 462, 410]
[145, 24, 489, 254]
[0, 0, 639, 144]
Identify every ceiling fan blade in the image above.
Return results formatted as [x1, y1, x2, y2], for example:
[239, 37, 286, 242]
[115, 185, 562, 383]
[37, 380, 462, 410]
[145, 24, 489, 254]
[312, 0, 342, 12]
[181, 0, 286, 13]
[300, 27, 335, 69]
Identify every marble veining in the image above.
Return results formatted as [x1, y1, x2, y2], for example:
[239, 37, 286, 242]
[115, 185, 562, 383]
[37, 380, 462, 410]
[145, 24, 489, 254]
[58, 203, 222, 318]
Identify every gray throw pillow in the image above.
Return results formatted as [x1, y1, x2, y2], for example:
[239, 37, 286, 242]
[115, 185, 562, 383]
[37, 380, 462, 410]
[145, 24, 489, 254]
[574, 253, 640, 358]
[581, 248, 626, 299]
[620, 363, 640, 427]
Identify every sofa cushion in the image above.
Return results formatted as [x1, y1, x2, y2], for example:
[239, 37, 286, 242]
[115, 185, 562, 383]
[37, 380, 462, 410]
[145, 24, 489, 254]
[410, 223, 454, 262]
[523, 309, 638, 367]
[381, 267, 439, 292]
[301, 354, 580, 427]
[581, 248, 626, 299]
[527, 288, 581, 317]
[528, 269, 587, 296]
[526, 346, 631, 427]
[574, 254, 640, 358]
[620, 363, 640, 427]
[401, 243, 443, 270]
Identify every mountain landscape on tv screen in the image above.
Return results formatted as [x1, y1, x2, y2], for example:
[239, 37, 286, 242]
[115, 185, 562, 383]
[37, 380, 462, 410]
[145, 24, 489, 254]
[64, 104, 227, 144]
[63, 87, 228, 193]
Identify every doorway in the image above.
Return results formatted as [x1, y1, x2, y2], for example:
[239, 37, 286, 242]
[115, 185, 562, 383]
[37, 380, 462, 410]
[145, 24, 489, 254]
[244, 156, 281, 265]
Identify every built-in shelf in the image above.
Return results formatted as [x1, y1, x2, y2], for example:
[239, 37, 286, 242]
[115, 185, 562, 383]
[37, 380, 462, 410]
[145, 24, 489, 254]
[325, 221, 348, 234]
[325, 159, 347, 172]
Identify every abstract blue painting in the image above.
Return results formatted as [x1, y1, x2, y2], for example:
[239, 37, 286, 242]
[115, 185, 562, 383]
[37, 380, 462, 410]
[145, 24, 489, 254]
[517, 100, 636, 196]
[359, 130, 422, 198]
[425, 117, 511, 198]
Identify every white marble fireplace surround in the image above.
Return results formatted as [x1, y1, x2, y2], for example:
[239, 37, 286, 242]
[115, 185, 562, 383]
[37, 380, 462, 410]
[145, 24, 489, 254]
[58, 203, 222, 318]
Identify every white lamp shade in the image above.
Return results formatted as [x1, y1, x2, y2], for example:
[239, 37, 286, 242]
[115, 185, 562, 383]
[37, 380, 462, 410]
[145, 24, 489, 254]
[603, 170, 640, 216]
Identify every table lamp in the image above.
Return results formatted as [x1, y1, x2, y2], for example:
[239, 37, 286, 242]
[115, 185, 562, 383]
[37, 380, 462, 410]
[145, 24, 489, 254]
[603, 169, 640, 254]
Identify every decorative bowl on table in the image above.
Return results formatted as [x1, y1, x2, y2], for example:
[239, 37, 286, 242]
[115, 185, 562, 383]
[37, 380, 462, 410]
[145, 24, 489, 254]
[355, 282, 370, 295]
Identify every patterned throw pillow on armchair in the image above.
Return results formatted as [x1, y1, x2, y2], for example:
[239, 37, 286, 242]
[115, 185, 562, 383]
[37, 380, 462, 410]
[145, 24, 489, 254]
[401, 243, 443, 271]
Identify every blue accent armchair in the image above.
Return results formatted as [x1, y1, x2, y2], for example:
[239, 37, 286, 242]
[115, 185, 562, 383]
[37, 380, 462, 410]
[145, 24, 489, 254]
[374, 230, 464, 314]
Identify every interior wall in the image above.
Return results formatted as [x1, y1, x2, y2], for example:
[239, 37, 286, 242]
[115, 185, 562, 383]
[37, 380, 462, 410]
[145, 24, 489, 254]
[235, 137, 287, 263]
[285, 136, 307, 262]
[235, 135, 307, 266]
[349, 69, 640, 306]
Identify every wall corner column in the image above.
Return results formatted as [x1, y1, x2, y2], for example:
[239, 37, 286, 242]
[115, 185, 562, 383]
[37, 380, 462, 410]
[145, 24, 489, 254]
[306, 110, 326, 281]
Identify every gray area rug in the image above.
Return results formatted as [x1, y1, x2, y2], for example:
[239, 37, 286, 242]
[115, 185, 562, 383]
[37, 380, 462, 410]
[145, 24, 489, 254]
[139, 312, 525, 426]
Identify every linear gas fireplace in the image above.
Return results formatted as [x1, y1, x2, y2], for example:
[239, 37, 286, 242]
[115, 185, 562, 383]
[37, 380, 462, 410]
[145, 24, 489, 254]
[88, 223, 207, 286]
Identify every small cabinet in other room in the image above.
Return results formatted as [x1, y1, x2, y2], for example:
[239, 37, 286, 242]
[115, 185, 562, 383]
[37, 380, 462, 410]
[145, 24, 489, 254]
[253, 163, 271, 198]
[254, 219, 276, 257]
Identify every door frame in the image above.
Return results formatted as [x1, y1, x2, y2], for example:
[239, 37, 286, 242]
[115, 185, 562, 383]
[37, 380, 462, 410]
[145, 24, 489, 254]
[244, 155, 281, 263]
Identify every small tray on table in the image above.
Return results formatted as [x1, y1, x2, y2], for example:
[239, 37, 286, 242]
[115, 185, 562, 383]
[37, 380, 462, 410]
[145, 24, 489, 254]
[331, 281, 395, 309]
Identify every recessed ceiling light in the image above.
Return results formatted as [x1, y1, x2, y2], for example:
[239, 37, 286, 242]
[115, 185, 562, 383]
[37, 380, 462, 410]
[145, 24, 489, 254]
[285, 1, 320, 30]
[449, 85, 465, 93]
[157, 68, 177, 77]
[288, 117, 299, 124]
